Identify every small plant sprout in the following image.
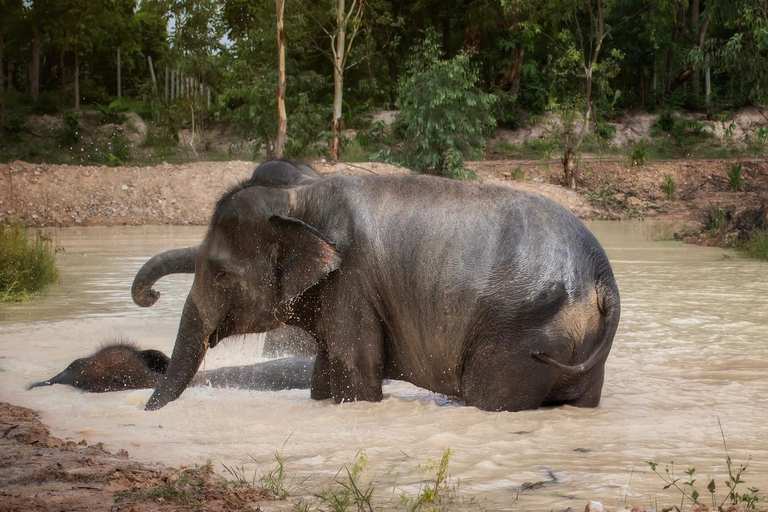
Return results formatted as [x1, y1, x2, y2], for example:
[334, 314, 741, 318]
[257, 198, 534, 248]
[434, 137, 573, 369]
[728, 162, 743, 191]
[662, 174, 676, 200]
[646, 418, 762, 510]
[316, 450, 374, 512]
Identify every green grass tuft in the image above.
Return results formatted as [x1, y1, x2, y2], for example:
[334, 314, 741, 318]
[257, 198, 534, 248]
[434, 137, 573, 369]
[0, 220, 58, 302]
[743, 229, 768, 260]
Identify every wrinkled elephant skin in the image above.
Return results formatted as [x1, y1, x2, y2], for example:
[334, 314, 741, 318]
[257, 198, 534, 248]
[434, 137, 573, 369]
[135, 165, 620, 412]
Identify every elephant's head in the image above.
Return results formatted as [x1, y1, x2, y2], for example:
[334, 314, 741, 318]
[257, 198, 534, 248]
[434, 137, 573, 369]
[143, 183, 341, 410]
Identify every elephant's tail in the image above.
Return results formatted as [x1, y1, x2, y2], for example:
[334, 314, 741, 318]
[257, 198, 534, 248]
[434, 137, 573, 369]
[532, 271, 620, 374]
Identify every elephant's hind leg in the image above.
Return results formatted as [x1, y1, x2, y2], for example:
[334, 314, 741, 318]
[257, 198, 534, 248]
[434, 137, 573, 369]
[461, 335, 562, 412]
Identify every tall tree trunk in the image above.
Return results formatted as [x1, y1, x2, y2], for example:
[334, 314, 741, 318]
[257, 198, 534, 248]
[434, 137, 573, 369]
[58, 45, 66, 99]
[691, 0, 700, 95]
[500, 46, 525, 95]
[330, 0, 346, 161]
[30, 18, 41, 99]
[275, 0, 287, 159]
[74, 52, 80, 111]
[0, 22, 4, 134]
[117, 47, 122, 100]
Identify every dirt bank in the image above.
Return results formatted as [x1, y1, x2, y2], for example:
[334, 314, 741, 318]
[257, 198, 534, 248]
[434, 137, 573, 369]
[2, 158, 766, 229]
[0, 402, 276, 511]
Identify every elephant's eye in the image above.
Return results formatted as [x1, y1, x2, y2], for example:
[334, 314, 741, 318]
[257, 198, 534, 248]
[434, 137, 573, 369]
[213, 270, 227, 284]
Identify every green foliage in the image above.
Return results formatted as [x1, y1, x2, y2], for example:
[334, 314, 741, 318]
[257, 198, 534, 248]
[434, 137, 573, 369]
[393, 31, 495, 179]
[96, 100, 130, 125]
[317, 451, 374, 512]
[743, 229, 768, 260]
[401, 448, 453, 511]
[32, 93, 61, 116]
[646, 419, 762, 510]
[2, 115, 26, 141]
[597, 122, 616, 141]
[662, 174, 676, 200]
[704, 206, 731, 235]
[630, 139, 647, 166]
[728, 162, 743, 191]
[0, 220, 59, 302]
[58, 111, 82, 146]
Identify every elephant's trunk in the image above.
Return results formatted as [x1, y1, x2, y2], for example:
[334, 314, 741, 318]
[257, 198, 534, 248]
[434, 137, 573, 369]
[145, 298, 208, 410]
[132, 247, 197, 307]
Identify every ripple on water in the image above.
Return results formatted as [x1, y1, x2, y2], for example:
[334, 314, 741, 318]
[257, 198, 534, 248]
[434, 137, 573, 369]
[1, 222, 767, 510]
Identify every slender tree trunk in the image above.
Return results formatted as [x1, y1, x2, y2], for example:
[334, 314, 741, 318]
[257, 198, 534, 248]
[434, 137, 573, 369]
[562, 0, 603, 190]
[30, 18, 41, 99]
[165, 65, 169, 101]
[0, 22, 4, 134]
[74, 53, 80, 111]
[705, 53, 711, 104]
[330, 0, 346, 161]
[58, 33, 68, 100]
[691, 0, 700, 96]
[275, 0, 287, 158]
[147, 55, 157, 92]
[117, 47, 122, 100]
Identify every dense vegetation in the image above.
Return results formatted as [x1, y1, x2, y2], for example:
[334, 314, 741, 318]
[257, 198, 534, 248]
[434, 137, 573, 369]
[0, 220, 58, 301]
[1, 0, 767, 181]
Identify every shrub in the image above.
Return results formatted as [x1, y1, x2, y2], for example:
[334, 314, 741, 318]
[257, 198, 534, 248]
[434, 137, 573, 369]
[0, 220, 58, 302]
[728, 162, 743, 191]
[3, 115, 26, 141]
[58, 111, 81, 146]
[393, 30, 496, 179]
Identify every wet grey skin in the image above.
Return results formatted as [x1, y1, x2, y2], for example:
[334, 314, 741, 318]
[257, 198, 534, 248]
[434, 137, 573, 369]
[28, 342, 314, 393]
[132, 160, 621, 412]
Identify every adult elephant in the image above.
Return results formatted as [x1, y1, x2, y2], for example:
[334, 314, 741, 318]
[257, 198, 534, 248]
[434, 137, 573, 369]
[133, 164, 620, 412]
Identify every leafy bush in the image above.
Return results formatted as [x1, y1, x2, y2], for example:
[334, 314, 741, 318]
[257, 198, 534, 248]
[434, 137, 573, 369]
[393, 30, 496, 179]
[32, 93, 61, 115]
[97, 99, 129, 125]
[728, 162, 743, 191]
[0, 220, 58, 302]
[58, 111, 81, 146]
[3, 115, 26, 141]
[597, 122, 616, 141]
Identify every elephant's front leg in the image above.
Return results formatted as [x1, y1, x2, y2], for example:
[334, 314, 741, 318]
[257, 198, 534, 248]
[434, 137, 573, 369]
[319, 296, 385, 403]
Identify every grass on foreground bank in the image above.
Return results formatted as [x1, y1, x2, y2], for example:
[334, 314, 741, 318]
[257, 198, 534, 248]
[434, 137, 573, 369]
[0, 220, 58, 302]
[119, 439, 763, 512]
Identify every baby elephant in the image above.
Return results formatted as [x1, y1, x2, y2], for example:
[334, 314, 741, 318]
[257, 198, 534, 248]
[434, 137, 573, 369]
[28, 342, 314, 393]
[28, 342, 170, 392]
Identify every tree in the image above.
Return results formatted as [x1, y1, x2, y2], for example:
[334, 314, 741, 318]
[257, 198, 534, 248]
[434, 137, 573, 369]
[393, 31, 495, 178]
[275, 0, 287, 158]
[545, 0, 623, 189]
[301, 0, 366, 160]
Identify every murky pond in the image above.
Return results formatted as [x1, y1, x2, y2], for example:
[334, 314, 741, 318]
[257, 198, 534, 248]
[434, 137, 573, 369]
[1, 222, 766, 510]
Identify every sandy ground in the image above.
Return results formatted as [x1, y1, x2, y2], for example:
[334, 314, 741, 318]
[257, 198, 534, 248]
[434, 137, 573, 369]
[2, 158, 767, 229]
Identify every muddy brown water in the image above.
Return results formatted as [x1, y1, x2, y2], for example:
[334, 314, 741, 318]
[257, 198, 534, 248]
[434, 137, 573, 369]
[1, 223, 766, 510]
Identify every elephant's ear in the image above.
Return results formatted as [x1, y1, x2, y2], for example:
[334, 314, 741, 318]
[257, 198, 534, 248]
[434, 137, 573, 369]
[270, 214, 342, 302]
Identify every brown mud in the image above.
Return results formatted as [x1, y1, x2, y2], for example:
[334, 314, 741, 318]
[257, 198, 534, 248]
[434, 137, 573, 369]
[0, 402, 275, 511]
